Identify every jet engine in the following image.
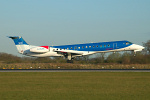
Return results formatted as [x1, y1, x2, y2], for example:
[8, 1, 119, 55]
[30, 46, 49, 53]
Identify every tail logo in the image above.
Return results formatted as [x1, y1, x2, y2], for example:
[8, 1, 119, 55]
[18, 42, 23, 45]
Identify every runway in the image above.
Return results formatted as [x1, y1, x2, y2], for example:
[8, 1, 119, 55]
[0, 69, 150, 72]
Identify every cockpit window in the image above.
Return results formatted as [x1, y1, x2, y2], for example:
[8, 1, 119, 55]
[126, 42, 129, 45]
[126, 42, 132, 45]
[129, 42, 132, 44]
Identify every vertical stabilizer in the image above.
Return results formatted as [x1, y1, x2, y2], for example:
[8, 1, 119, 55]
[8, 36, 30, 54]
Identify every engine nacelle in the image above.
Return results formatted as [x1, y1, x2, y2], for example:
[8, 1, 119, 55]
[30, 46, 49, 53]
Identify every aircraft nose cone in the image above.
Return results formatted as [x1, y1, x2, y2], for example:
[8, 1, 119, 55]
[137, 45, 145, 50]
[141, 46, 145, 50]
[132, 44, 145, 51]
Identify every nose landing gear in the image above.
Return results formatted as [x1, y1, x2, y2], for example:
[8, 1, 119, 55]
[134, 51, 136, 56]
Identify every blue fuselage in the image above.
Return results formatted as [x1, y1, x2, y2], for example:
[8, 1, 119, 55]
[51, 40, 132, 52]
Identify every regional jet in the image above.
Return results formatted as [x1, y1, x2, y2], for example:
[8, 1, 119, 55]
[8, 36, 144, 63]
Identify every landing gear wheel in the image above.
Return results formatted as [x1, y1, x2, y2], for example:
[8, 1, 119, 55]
[67, 60, 73, 63]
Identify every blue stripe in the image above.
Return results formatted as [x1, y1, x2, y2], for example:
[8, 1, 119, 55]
[51, 40, 132, 51]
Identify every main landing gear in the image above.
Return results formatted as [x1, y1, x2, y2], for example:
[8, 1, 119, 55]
[66, 53, 74, 63]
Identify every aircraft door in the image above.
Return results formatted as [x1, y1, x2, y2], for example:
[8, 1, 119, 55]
[113, 43, 118, 49]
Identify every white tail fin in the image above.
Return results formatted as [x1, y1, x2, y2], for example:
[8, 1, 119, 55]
[8, 36, 30, 54]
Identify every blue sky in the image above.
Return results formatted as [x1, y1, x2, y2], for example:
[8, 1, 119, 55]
[0, 0, 150, 56]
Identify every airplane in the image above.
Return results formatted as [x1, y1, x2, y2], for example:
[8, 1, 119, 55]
[8, 36, 145, 63]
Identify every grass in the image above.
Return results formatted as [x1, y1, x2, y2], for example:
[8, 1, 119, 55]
[0, 72, 150, 100]
[0, 63, 150, 69]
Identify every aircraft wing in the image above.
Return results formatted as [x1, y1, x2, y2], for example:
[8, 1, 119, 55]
[54, 50, 83, 55]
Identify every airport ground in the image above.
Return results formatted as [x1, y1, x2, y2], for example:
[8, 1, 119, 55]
[0, 53, 150, 100]
[0, 72, 150, 100]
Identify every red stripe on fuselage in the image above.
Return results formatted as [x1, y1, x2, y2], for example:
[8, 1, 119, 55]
[106, 48, 113, 50]
[40, 46, 49, 49]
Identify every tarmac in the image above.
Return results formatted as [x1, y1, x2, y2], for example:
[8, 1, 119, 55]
[0, 69, 150, 72]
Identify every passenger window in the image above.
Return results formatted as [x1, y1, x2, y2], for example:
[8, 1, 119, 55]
[100, 45, 102, 48]
[104, 45, 106, 47]
[78, 47, 80, 49]
[108, 44, 110, 47]
[71, 47, 72, 49]
[75, 46, 77, 49]
[93, 46, 95, 48]
[96, 45, 98, 47]
[67, 48, 69, 50]
[89, 46, 91, 48]
[82, 46, 84, 49]
[86, 46, 88, 48]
